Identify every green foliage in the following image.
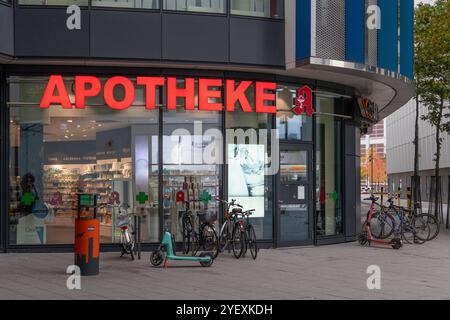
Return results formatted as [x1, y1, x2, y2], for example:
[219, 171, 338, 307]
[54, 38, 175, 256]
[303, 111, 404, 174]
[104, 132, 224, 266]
[415, 0, 450, 131]
[415, 0, 450, 166]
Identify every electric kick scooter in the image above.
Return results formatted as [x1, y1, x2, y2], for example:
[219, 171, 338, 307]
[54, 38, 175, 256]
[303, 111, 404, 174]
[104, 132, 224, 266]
[358, 195, 403, 249]
[150, 231, 214, 268]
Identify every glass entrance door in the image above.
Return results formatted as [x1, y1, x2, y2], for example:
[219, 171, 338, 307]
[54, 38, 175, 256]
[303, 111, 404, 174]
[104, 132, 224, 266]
[277, 146, 313, 246]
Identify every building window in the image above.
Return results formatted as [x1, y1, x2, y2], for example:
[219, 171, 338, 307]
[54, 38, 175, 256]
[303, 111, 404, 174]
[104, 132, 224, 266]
[163, 0, 226, 14]
[231, 0, 284, 19]
[92, 0, 159, 9]
[315, 95, 344, 237]
[276, 85, 313, 142]
[8, 76, 160, 245]
[226, 82, 274, 240]
[161, 79, 222, 243]
[18, 0, 88, 5]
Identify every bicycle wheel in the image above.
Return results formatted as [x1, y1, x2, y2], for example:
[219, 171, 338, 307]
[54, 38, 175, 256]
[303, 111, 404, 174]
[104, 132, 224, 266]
[232, 223, 245, 259]
[246, 224, 258, 260]
[182, 215, 193, 254]
[201, 224, 219, 259]
[219, 222, 230, 253]
[191, 232, 199, 256]
[369, 211, 396, 239]
[414, 214, 439, 241]
[400, 222, 422, 244]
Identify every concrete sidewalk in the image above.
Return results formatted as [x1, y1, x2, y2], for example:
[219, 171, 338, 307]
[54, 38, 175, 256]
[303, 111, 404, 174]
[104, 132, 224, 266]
[1, 230, 449, 300]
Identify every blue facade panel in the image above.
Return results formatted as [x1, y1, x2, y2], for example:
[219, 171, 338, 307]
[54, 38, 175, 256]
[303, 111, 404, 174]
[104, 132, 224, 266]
[377, 0, 398, 72]
[296, 0, 311, 60]
[345, 0, 365, 63]
[400, 0, 414, 79]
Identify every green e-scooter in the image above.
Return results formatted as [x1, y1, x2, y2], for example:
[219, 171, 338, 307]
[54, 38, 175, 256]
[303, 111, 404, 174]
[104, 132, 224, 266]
[150, 231, 214, 268]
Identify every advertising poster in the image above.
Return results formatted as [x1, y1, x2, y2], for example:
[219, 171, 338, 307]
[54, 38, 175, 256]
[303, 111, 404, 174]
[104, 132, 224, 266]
[227, 144, 265, 218]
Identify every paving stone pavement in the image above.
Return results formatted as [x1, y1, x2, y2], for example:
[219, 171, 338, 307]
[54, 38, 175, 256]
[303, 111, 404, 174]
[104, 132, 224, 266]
[1, 228, 449, 300]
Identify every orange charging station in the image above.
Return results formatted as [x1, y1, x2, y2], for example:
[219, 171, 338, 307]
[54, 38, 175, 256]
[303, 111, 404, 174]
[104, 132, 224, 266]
[75, 194, 100, 276]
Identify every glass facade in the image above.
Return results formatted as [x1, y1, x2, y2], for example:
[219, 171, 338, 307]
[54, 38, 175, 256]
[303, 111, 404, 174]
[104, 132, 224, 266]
[18, 0, 88, 5]
[231, 0, 284, 19]
[14, 0, 284, 19]
[315, 95, 344, 237]
[164, 0, 226, 13]
[92, 0, 159, 9]
[4, 73, 352, 248]
[226, 109, 274, 241]
[276, 85, 313, 142]
[8, 76, 160, 244]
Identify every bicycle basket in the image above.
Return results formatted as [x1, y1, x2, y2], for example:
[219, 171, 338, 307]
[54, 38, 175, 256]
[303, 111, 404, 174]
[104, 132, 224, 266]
[198, 211, 217, 223]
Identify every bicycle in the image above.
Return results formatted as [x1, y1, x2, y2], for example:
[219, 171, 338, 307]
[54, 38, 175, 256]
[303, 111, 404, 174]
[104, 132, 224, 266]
[215, 197, 243, 254]
[115, 203, 136, 260]
[232, 209, 258, 259]
[181, 202, 219, 259]
[368, 197, 439, 244]
[98, 202, 136, 260]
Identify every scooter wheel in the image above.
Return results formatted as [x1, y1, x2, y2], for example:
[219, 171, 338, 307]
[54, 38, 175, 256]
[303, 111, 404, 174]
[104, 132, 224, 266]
[390, 238, 402, 250]
[150, 250, 164, 266]
[200, 253, 214, 267]
[358, 232, 368, 246]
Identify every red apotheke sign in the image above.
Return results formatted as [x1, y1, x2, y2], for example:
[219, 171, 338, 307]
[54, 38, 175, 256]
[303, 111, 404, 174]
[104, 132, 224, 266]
[40, 75, 278, 114]
[292, 86, 314, 116]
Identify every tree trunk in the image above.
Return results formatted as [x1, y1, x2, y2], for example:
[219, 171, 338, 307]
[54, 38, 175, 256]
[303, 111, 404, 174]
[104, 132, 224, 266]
[434, 98, 444, 221]
[413, 95, 420, 210]
[414, 95, 420, 178]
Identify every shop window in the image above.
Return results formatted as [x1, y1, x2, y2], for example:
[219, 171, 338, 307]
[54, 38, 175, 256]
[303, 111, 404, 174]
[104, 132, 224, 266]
[161, 78, 222, 243]
[315, 95, 343, 237]
[92, 0, 159, 9]
[8, 76, 160, 245]
[18, 0, 88, 5]
[276, 85, 313, 142]
[163, 0, 226, 14]
[231, 0, 284, 19]
[226, 105, 274, 241]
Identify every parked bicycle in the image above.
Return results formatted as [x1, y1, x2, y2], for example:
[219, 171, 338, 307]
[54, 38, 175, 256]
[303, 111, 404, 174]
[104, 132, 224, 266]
[232, 208, 258, 259]
[367, 197, 439, 244]
[97, 203, 136, 260]
[181, 202, 219, 259]
[115, 203, 136, 260]
[215, 197, 242, 254]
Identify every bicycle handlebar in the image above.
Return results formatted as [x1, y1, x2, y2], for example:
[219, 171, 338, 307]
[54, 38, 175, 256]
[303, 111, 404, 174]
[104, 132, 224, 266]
[214, 197, 243, 208]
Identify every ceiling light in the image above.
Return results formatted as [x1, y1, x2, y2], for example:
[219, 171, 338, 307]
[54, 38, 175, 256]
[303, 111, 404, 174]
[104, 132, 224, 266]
[67, 120, 73, 123]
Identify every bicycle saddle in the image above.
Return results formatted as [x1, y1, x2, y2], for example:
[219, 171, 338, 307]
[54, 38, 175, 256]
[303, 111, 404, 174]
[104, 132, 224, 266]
[232, 208, 243, 214]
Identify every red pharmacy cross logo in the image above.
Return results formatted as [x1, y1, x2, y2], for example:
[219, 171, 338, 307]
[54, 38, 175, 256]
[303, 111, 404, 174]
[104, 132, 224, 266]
[292, 86, 314, 116]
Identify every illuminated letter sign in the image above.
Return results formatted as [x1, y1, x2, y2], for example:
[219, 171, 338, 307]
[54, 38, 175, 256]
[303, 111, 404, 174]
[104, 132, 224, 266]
[40, 75, 72, 109]
[40, 75, 278, 114]
[292, 86, 314, 116]
[357, 97, 379, 124]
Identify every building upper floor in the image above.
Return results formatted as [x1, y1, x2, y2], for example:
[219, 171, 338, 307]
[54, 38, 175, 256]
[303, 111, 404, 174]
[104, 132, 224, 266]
[386, 99, 450, 174]
[0, 0, 415, 117]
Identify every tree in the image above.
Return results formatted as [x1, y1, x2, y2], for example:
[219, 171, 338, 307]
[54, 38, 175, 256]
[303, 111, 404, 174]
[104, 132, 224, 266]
[373, 156, 387, 187]
[415, 0, 450, 221]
